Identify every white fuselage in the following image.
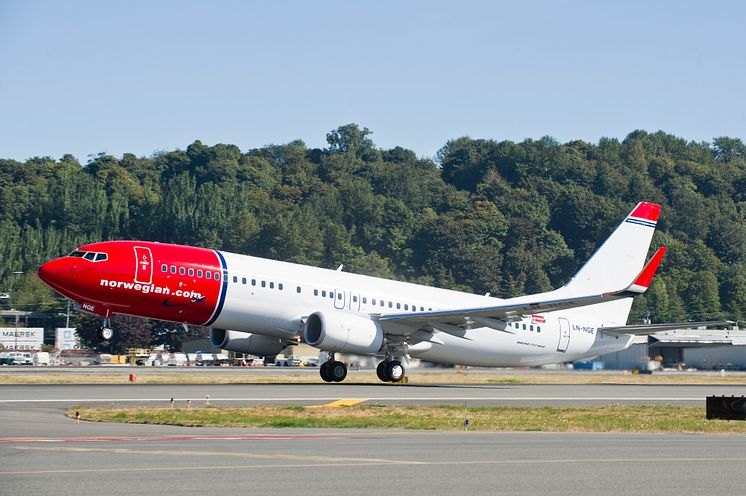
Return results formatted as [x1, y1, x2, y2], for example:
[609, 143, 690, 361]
[212, 252, 633, 366]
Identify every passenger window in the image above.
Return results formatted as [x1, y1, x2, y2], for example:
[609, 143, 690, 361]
[404, 304, 409, 310]
[269, 282, 274, 289]
[396, 303, 401, 309]
[214, 272, 220, 281]
[353, 295, 358, 303]
[279, 283, 283, 290]
[537, 326, 541, 333]
[322, 290, 326, 297]
[388, 302, 392, 308]
[381, 301, 385, 307]
[232, 276, 238, 283]
[523, 324, 526, 330]
[161, 264, 167, 272]
[252, 279, 256, 286]
[261, 281, 266, 288]
[170, 266, 176, 274]
[242, 277, 247, 284]
[362, 297, 367, 304]
[188, 268, 194, 277]
[179, 267, 185, 275]
[297, 286, 301, 293]
[330, 293, 334, 299]
[197, 270, 203, 278]
[420, 306, 424, 311]
[372, 299, 376, 305]
[337, 293, 342, 300]
[530, 325, 534, 332]
[314, 289, 319, 296]
[95, 253, 107, 262]
[206, 271, 212, 279]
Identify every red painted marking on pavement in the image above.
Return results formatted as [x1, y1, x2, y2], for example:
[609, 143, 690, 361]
[0, 434, 369, 444]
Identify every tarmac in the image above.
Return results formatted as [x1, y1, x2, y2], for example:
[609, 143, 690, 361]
[2, 372, 746, 495]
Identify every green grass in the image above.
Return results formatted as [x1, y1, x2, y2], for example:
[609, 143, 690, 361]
[67, 404, 746, 433]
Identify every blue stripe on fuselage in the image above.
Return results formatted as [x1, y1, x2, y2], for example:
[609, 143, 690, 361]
[205, 250, 228, 326]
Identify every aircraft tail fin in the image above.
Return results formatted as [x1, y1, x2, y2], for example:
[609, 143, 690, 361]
[561, 202, 661, 324]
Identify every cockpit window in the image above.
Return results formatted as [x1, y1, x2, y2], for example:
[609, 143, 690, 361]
[68, 250, 108, 262]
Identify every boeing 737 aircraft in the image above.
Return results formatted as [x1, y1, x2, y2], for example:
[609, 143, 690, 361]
[37, 202, 716, 382]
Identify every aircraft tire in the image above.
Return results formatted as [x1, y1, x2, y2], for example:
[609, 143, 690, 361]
[98, 327, 114, 341]
[329, 361, 347, 382]
[319, 362, 333, 382]
[376, 361, 389, 382]
[385, 360, 405, 382]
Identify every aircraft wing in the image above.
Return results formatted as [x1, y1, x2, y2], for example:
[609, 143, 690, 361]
[377, 247, 667, 336]
[599, 321, 734, 336]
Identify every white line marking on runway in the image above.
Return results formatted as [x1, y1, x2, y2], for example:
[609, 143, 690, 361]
[4, 455, 746, 476]
[0, 397, 705, 403]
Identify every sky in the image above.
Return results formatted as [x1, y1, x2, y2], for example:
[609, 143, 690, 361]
[1, 0, 745, 162]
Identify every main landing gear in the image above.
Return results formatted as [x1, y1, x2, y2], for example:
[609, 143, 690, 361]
[98, 317, 114, 341]
[319, 353, 347, 383]
[376, 359, 405, 383]
[317, 354, 406, 383]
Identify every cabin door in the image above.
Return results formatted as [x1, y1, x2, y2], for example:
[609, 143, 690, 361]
[133, 246, 153, 284]
[557, 317, 571, 352]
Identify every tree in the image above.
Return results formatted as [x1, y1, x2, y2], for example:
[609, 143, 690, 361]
[76, 314, 153, 354]
[0, 125, 743, 326]
[683, 272, 722, 320]
[712, 137, 746, 163]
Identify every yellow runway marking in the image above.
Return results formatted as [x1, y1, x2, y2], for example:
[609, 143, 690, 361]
[306, 398, 368, 408]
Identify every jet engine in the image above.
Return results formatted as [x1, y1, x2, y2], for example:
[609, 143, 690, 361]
[303, 311, 383, 354]
[210, 329, 288, 357]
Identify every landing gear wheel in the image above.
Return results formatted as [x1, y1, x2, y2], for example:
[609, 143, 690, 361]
[376, 361, 389, 382]
[98, 327, 114, 341]
[319, 362, 333, 382]
[328, 361, 347, 382]
[385, 360, 405, 382]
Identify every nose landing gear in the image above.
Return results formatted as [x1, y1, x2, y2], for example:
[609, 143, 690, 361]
[98, 317, 114, 341]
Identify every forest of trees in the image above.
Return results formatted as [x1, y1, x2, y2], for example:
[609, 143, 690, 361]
[1, 124, 743, 351]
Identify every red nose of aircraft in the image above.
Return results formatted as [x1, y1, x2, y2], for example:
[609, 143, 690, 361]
[37, 257, 75, 289]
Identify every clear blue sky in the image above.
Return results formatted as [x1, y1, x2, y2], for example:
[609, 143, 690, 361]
[1, 0, 744, 162]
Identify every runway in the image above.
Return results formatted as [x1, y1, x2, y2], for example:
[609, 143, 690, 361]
[3, 423, 746, 495]
[2, 382, 746, 408]
[2, 380, 746, 494]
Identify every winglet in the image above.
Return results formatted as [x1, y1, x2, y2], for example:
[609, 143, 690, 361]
[625, 247, 666, 294]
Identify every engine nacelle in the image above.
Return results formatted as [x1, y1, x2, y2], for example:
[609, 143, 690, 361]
[303, 311, 383, 354]
[210, 329, 288, 357]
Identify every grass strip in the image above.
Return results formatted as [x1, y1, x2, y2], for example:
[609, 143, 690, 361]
[7, 371, 746, 385]
[67, 405, 746, 433]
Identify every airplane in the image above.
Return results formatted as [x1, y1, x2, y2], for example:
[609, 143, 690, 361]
[37, 201, 722, 382]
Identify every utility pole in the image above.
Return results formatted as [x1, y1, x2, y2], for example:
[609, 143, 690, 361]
[14, 310, 19, 351]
